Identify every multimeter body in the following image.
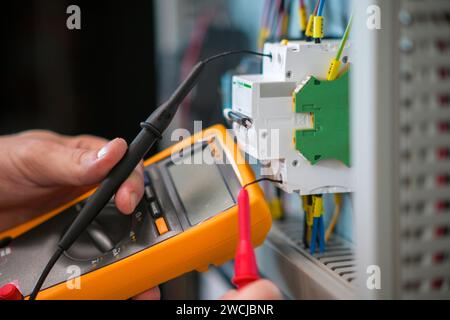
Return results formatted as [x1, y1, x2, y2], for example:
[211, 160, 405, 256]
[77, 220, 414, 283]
[0, 125, 271, 299]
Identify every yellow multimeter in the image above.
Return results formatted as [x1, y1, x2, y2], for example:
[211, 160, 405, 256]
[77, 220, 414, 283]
[0, 125, 271, 299]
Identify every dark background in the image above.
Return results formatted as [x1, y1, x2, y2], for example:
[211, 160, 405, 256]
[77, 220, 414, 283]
[1, 1, 156, 142]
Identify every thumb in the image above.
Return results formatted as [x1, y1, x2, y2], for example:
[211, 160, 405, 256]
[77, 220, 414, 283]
[36, 138, 128, 187]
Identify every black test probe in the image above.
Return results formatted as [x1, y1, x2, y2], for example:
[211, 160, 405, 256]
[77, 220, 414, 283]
[29, 50, 271, 300]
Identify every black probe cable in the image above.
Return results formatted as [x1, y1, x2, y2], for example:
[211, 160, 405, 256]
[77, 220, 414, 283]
[243, 178, 282, 189]
[28, 50, 271, 300]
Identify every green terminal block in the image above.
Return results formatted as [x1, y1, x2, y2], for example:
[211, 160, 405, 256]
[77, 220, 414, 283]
[293, 70, 350, 166]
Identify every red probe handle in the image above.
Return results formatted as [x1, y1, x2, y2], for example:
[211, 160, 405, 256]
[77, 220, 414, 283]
[0, 283, 23, 300]
[232, 188, 260, 289]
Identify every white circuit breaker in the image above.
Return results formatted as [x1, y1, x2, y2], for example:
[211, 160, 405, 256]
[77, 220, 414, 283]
[229, 40, 352, 195]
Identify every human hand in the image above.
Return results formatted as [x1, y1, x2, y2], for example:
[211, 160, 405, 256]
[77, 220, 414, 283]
[0, 130, 145, 229]
[0, 130, 159, 300]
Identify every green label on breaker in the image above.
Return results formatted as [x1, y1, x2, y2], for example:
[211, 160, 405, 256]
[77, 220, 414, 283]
[233, 80, 252, 89]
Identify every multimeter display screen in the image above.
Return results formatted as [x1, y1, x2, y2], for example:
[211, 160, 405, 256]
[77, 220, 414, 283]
[168, 161, 234, 225]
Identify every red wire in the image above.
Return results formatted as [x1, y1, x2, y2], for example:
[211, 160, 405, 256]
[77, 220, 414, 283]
[260, 0, 271, 29]
[269, 0, 281, 36]
[276, 0, 286, 37]
[313, 0, 320, 15]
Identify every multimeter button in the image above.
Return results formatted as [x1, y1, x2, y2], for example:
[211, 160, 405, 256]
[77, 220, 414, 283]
[144, 171, 151, 186]
[149, 201, 162, 218]
[155, 217, 169, 235]
[144, 185, 156, 201]
[86, 220, 115, 253]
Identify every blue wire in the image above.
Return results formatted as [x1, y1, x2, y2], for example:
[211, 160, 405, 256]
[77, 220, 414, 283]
[317, 0, 326, 16]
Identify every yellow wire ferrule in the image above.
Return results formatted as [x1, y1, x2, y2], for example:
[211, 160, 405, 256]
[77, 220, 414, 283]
[269, 197, 283, 220]
[305, 15, 315, 37]
[299, 7, 307, 31]
[302, 195, 314, 245]
[312, 195, 324, 218]
[301, 195, 309, 212]
[313, 16, 324, 39]
[302, 196, 314, 226]
[326, 58, 341, 81]
[258, 27, 270, 50]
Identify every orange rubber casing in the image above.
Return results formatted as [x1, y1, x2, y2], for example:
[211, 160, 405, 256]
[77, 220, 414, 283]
[0, 124, 271, 299]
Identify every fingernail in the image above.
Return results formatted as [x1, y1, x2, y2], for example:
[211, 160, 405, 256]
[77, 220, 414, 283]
[129, 192, 138, 211]
[97, 140, 115, 159]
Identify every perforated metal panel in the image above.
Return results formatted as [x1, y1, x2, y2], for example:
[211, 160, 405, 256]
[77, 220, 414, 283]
[397, 0, 450, 299]
[254, 217, 356, 299]
[353, 0, 450, 299]
[275, 218, 357, 285]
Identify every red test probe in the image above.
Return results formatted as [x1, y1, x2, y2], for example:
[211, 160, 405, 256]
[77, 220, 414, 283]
[232, 187, 260, 289]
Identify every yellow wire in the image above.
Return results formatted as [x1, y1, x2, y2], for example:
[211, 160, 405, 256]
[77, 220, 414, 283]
[325, 194, 343, 242]
[326, 14, 353, 81]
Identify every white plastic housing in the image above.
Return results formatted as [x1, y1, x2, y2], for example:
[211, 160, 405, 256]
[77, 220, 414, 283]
[231, 40, 353, 195]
